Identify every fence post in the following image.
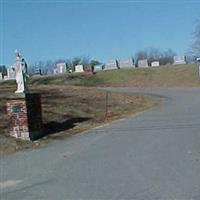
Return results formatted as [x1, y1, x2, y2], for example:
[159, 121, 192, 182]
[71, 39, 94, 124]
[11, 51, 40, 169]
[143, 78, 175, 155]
[105, 91, 109, 119]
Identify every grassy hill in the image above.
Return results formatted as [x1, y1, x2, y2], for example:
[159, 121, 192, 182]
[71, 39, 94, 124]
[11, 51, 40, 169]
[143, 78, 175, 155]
[1, 64, 199, 88]
[26, 64, 200, 88]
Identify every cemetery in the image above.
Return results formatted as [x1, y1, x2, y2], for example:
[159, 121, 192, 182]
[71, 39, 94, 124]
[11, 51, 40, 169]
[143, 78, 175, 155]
[0, 50, 162, 154]
[1, 49, 200, 154]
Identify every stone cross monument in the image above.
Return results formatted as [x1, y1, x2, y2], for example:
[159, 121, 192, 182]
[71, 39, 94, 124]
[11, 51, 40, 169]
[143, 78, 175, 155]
[6, 50, 43, 140]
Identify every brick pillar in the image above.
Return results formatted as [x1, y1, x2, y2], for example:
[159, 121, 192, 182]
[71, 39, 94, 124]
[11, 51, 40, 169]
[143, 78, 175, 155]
[6, 93, 43, 140]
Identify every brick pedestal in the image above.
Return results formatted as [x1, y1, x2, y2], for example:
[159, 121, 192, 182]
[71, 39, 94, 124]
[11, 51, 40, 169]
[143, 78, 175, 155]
[6, 93, 42, 140]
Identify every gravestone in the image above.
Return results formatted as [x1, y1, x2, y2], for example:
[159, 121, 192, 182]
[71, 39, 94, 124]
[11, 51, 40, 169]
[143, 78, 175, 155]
[93, 64, 103, 72]
[104, 60, 119, 70]
[33, 67, 42, 76]
[173, 55, 186, 65]
[54, 62, 66, 74]
[75, 65, 84, 73]
[84, 64, 93, 74]
[119, 58, 135, 68]
[57, 62, 66, 73]
[138, 59, 148, 68]
[6, 50, 43, 140]
[151, 61, 160, 67]
[6, 67, 15, 80]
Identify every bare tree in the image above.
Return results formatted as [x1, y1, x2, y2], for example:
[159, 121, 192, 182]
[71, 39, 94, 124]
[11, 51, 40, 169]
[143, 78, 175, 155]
[135, 48, 176, 66]
[159, 49, 176, 65]
[72, 57, 81, 67]
[135, 49, 148, 65]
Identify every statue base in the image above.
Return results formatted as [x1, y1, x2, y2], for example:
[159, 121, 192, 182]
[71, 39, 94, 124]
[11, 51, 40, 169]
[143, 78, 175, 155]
[6, 93, 43, 141]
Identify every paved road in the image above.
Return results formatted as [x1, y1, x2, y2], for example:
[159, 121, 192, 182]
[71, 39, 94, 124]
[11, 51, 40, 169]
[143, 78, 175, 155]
[1, 88, 200, 200]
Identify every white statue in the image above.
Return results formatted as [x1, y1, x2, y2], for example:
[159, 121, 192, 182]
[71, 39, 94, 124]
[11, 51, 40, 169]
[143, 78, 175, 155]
[12, 49, 29, 94]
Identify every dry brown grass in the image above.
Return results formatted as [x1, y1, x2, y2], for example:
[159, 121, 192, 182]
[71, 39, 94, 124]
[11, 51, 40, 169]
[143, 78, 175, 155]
[0, 84, 162, 155]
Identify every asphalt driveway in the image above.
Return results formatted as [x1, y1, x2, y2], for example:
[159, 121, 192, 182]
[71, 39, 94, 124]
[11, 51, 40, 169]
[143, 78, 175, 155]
[1, 88, 200, 200]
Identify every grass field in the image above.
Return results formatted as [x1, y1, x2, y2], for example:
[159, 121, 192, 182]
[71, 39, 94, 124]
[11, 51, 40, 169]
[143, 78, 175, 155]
[2, 64, 199, 88]
[0, 84, 162, 154]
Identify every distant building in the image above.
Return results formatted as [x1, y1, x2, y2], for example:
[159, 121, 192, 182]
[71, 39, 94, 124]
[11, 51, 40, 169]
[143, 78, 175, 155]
[173, 55, 186, 65]
[151, 61, 160, 67]
[138, 59, 149, 68]
[118, 58, 135, 69]
[104, 60, 119, 70]
[54, 62, 67, 74]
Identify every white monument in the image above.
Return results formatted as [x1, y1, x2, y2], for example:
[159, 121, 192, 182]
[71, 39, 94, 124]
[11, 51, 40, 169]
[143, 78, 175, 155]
[74, 65, 84, 73]
[118, 58, 135, 69]
[12, 49, 29, 94]
[138, 59, 148, 68]
[173, 55, 186, 65]
[93, 64, 103, 72]
[104, 60, 119, 70]
[6, 67, 15, 80]
[151, 61, 160, 67]
[54, 62, 66, 74]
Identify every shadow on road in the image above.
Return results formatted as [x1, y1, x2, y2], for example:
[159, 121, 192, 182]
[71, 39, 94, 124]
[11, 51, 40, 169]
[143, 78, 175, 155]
[30, 117, 90, 140]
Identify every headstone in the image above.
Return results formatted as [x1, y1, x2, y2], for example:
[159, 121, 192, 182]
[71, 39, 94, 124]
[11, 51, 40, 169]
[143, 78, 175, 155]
[74, 65, 84, 73]
[84, 64, 93, 74]
[173, 55, 186, 65]
[151, 61, 160, 67]
[33, 67, 42, 76]
[57, 62, 66, 73]
[6, 67, 15, 80]
[138, 59, 148, 68]
[53, 68, 59, 74]
[93, 64, 103, 72]
[0, 72, 3, 80]
[119, 58, 135, 68]
[54, 62, 66, 74]
[104, 60, 119, 70]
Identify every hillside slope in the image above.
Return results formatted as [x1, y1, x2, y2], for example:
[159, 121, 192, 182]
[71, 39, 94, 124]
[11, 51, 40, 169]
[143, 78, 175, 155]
[1, 64, 199, 88]
[25, 64, 200, 88]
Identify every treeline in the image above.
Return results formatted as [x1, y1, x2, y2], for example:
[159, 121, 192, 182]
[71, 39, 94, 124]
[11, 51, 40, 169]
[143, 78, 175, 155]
[135, 48, 177, 65]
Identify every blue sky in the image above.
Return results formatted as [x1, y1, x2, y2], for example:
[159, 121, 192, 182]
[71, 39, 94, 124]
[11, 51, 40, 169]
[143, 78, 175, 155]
[0, 0, 200, 66]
